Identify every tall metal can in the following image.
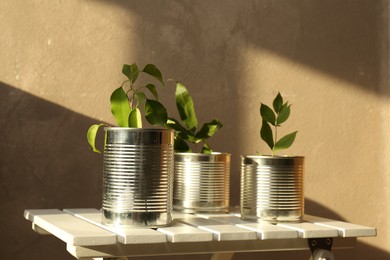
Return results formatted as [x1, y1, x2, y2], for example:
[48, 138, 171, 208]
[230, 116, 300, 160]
[102, 127, 174, 228]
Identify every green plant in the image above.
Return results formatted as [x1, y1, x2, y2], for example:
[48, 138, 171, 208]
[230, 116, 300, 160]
[260, 92, 297, 156]
[87, 63, 168, 153]
[166, 82, 222, 154]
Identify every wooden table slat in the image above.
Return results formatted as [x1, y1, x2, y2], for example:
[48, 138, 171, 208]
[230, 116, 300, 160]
[64, 208, 166, 244]
[24, 209, 117, 246]
[25, 208, 377, 259]
[304, 215, 377, 237]
[277, 222, 339, 238]
[178, 217, 257, 241]
[157, 223, 214, 243]
[201, 215, 298, 240]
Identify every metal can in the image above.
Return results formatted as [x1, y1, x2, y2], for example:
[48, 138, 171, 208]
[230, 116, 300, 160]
[102, 127, 174, 228]
[240, 155, 304, 223]
[173, 153, 230, 213]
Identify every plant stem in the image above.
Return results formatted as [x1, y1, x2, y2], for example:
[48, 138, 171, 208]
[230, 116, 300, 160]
[204, 139, 210, 148]
[121, 80, 129, 88]
[126, 83, 134, 109]
[273, 122, 278, 156]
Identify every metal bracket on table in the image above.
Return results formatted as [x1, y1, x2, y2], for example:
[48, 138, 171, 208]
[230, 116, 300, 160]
[308, 238, 335, 260]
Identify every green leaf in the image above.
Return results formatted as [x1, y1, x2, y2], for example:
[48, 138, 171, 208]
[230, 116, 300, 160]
[166, 117, 197, 143]
[145, 84, 158, 100]
[195, 119, 222, 139]
[276, 103, 291, 125]
[174, 137, 191, 152]
[273, 92, 283, 113]
[260, 103, 276, 126]
[166, 118, 176, 125]
[134, 92, 147, 107]
[201, 143, 212, 154]
[142, 64, 164, 85]
[110, 86, 131, 127]
[273, 131, 297, 153]
[128, 108, 142, 128]
[166, 117, 186, 132]
[87, 124, 106, 153]
[122, 63, 139, 83]
[260, 120, 274, 150]
[175, 82, 198, 131]
[122, 64, 131, 80]
[144, 99, 168, 126]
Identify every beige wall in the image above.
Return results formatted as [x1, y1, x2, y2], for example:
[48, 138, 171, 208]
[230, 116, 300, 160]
[1, 1, 389, 259]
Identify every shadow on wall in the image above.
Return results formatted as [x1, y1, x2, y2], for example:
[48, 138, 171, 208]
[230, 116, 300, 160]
[1, 84, 389, 258]
[108, 0, 386, 95]
[98, 0, 387, 211]
[95, 2, 385, 259]
[2, 0, 387, 259]
[0, 82, 103, 260]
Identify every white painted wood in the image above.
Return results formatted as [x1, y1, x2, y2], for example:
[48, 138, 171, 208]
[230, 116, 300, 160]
[237, 223, 299, 240]
[24, 209, 117, 246]
[24, 209, 62, 221]
[204, 215, 252, 225]
[157, 223, 213, 242]
[204, 215, 298, 240]
[64, 208, 166, 244]
[195, 213, 236, 219]
[199, 225, 257, 241]
[179, 217, 257, 241]
[66, 237, 358, 259]
[172, 211, 199, 220]
[304, 215, 377, 237]
[25, 208, 377, 259]
[32, 223, 51, 235]
[277, 222, 339, 238]
[178, 217, 231, 227]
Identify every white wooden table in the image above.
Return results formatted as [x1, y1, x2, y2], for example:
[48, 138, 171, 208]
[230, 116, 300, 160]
[24, 208, 376, 260]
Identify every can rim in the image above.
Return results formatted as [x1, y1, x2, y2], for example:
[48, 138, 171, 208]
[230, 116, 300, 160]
[242, 155, 304, 159]
[174, 152, 231, 162]
[105, 127, 174, 133]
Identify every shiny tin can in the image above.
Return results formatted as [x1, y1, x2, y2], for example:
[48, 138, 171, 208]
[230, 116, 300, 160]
[240, 155, 304, 223]
[173, 153, 230, 213]
[102, 128, 174, 228]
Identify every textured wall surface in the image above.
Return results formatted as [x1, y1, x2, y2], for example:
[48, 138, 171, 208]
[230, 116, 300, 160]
[1, 1, 389, 259]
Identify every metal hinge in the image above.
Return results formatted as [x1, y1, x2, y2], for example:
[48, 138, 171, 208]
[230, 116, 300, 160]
[308, 238, 335, 260]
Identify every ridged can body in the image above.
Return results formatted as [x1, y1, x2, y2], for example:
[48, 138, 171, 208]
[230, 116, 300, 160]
[102, 128, 174, 228]
[240, 155, 304, 223]
[173, 153, 230, 213]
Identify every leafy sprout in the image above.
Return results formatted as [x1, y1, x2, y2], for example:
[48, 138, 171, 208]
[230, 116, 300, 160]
[87, 63, 168, 153]
[166, 82, 222, 154]
[260, 92, 297, 156]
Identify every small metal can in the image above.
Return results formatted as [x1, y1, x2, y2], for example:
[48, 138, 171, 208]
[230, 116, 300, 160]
[240, 155, 304, 223]
[173, 152, 230, 213]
